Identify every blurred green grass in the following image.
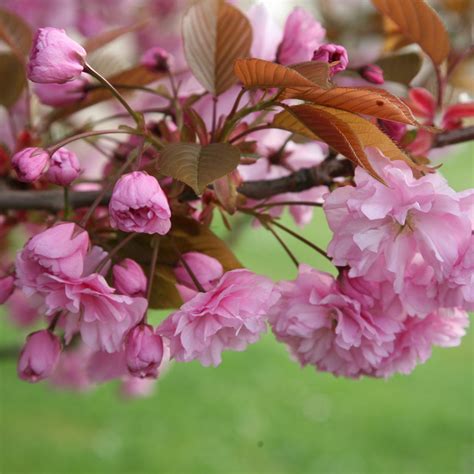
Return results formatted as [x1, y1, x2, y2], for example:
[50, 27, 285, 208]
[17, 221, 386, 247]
[0, 144, 473, 474]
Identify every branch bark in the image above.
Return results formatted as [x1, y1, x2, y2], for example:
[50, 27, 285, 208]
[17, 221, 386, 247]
[0, 127, 472, 212]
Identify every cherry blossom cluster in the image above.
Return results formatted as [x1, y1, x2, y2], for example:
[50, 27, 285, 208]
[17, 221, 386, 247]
[0, 1, 472, 398]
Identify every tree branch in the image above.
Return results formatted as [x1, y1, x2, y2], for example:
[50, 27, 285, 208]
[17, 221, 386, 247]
[0, 127, 472, 212]
[433, 125, 474, 148]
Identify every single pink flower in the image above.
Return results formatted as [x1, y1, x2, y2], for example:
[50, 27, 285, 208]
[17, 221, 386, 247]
[48, 273, 148, 353]
[16, 223, 90, 295]
[17, 330, 61, 383]
[0, 275, 14, 304]
[34, 74, 89, 106]
[277, 7, 326, 65]
[28, 27, 87, 83]
[125, 324, 164, 378]
[46, 147, 81, 186]
[268, 265, 402, 378]
[324, 149, 472, 309]
[312, 44, 348, 75]
[375, 308, 469, 378]
[113, 258, 147, 297]
[109, 171, 172, 235]
[141, 46, 173, 72]
[158, 269, 279, 367]
[11, 147, 49, 182]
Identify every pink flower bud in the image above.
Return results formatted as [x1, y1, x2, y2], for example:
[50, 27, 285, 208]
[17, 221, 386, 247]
[34, 74, 89, 107]
[0, 275, 14, 304]
[174, 252, 223, 292]
[11, 147, 49, 182]
[113, 259, 147, 297]
[359, 64, 384, 84]
[109, 171, 171, 235]
[125, 324, 164, 378]
[28, 27, 87, 84]
[312, 44, 348, 75]
[46, 147, 81, 186]
[141, 47, 173, 73]
[17, 330, 61, 382]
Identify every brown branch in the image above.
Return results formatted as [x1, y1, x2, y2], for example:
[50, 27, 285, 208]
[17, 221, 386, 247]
[433, 125, 474, 148]
[0, 126, 472, 213]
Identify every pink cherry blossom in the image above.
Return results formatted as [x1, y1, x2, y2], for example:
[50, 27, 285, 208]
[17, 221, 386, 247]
[312, 44, 349, 75]
[268, 265, 403, 378]
[113, 258, 147, 297]
[28, 27, 87, 83]
[17, 330, 61, 383]
[16, 222, 90, 295]
[109, 171, 172, 235]
[277, 8, 326, 65]
[157, 269, 279, 367]
[324, 149, 472, 305]
[125, 324, 164, 378]
[375, 308, 469, 378]
[46, 147, 81, 186]
[11, 147, 49, 183]
[34, 74, 89, 107]
[47, 273, 148, 353]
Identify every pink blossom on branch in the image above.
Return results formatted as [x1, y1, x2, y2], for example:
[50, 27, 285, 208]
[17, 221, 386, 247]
[17, 330, 61, 383]
[109, 171, 172, 235]
[158, 270, 279, 367]
[11, 147, 50, 183]
[312, 44, 349, 75]
[323, 149, 472, 313]
[268, 265, 402, 378]
[46, 147, 81, 186]
[28, 27, 87, 84]
[125, 324, 164, 378]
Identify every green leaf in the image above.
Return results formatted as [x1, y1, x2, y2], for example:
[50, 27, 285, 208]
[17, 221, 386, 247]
[159, 143, 240, 194]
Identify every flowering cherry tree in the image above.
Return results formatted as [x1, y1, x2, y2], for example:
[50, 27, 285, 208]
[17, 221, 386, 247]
[0, 0, 472, 398]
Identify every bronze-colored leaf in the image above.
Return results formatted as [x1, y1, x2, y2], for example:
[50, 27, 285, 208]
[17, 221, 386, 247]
[84, 20, 148, 52]
[234, 58, 316, 89]
[0, 8, 32, 59]
[159, 143, 240, 194]
[49, 65, 164, 122]
[274, 104, 416, 175]
[281, 85, 418, 125]
[0, 53, 26, 108]
[289, 61, 331, 88]
[376, 52, 422, 85]
[372, 0, 450, 65]
[182, 0, 252, 96]
[273, 105, 381, 180]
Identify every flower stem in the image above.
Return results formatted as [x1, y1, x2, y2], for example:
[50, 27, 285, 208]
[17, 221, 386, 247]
[84, 63, 141, 126]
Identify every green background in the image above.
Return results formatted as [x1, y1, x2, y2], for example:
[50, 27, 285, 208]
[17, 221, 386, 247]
[0, 145, 473, 474]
